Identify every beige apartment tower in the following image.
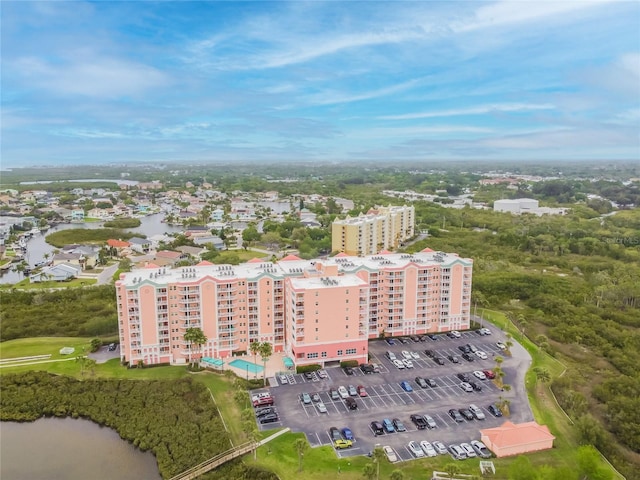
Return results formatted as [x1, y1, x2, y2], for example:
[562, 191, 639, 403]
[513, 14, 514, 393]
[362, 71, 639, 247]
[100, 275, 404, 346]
[332, 205, 415, 256]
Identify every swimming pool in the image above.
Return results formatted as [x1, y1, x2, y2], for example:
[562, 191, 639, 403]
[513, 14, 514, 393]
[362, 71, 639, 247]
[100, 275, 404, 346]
[228, 358, 264, 374]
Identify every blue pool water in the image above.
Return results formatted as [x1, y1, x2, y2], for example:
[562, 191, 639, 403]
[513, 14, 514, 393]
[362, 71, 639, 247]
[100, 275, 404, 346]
[229, 358, 264, 374]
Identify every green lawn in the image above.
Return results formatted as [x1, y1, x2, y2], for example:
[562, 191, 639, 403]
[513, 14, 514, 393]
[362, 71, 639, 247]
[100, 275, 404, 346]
[0, 278, 97, 290]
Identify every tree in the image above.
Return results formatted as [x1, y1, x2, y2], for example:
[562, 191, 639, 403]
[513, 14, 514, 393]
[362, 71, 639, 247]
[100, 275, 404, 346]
[362, 463, 376, 480]
[75, 355, 88, 378]
[294, 438, 308, 472]
[242, 421, 259, 460]
[184, 327, 207, 368]
[259, 341, 273, 385]
[534, 367, 551, 387]
[576, 445, 612, 480]
[90, 338, 103, 352]
[390, 470, 405, 480]
[371, 446, 386, 480]
[443, 463, 461, 478]
[249, 340, 262, 379]
[508, 455, 537, 480]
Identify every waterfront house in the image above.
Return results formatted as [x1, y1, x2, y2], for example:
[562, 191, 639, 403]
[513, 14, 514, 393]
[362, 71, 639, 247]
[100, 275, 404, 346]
[30, 263, 81, 282]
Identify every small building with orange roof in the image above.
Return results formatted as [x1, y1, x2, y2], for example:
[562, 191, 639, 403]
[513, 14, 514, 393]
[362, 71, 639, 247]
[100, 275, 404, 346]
[480, 421, 555, 457]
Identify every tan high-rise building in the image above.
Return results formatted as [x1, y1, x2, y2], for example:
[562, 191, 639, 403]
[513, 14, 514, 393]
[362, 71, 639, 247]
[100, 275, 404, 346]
[331, 205, 415, 256]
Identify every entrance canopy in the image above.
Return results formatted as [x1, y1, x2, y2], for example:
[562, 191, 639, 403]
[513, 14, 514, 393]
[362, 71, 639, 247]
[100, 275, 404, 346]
[283, 357, 294, 369]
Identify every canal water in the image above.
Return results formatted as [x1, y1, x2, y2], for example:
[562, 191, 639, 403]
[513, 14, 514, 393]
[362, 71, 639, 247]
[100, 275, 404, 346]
[0, 214, 182, 284]
[0, 418, 161, 480]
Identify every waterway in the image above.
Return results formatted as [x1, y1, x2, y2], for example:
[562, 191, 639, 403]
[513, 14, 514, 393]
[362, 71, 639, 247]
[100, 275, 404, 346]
[0, 213, 182, 284]
[0, 418, 161, 480]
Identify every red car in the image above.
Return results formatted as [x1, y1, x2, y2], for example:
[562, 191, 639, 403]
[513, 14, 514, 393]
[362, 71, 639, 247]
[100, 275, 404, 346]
[357, 385, 368, 397]
[483, 369, 496, 379]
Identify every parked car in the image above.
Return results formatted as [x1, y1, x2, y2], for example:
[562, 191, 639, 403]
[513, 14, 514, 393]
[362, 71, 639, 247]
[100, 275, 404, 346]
[334, 439, 353, 449]
[425, 378, 437, 387]
[312, 393, 322, 402]
[392, 359, 405, 369]
[303, 372, 314, 380]
[402, 358, 414, 368]
[253, 396, 274, 407]
[448, 444, 467, 460]
[255, 407, 276, 417]
[480, 328, 492, 335]
[469, 404, 486, 420]
[410, 414, 427, 429]
[460, 442, 477, 458]
[341, 427, 354, 440]
[108, 343, 117, 351]
[448, 354, 460, 363]
[469, 381, 483, 392]
[448, 409, 464, 422]
[475, 350, 488, 360]
[357, 385, 368, 397]
[467, 344, 478, 353]
[348, 384, 358, 396]
[399, 337, 410, 344]
[370, 421, 384, 436]
[317, 370, 328, 379]
[392, 418, 406, 432]
[408, 441, 425, 458]
[410, 335, 420, 343]
[458, 408, 474, 421]
[410, 351, 420, 359]
[457, 372, 469, 382]
[401, 350, 412, 359]
[338, 386, 349, 399]
[385, 338, 396, 346]
[278, 375, 288, 384]
[259, 414, 279, 424]
[345, 397, 358, 410]
[488, 404, 503, 417]
[496, 342, 507, 350]
[400, 381, 413, 392]
[424, 349, 435, 358]
[473, 370, 487, 380]
[382, 418, 395, 433]
[316, 402, 328, 413]
[423, 414, 437, 429]
[450, 330, 462, 338]
[459, 382, 473, 393]
[433, 440, 448, 455]
[471, 440, 492, 458]
[415, 376, 428, 388]
[433, 356, 445, 365]
[329, 388, 340, 400]
[343, 367, 354, 376]
[458, 345, 471, 353]
[462, 353, 475, 362]
[329, 427, 342, 441]
[383, 445, 398, 462]
[386, 351, 397, 361]
[483, 369, 496, 379]
[420, 440, 437, 457]
[360, 363, 375, 374]
[300, 392, 312, 404]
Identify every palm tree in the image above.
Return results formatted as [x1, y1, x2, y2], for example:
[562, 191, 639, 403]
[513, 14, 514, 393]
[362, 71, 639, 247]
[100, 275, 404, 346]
[294, 438, 308, 472]
[258, 341, 273, 385]
[362, 463, 376, 480]
[390, 470, 405, 480]
[242, 421, 260, 460]
[249, 340, 262, 378]
[184, 327, 207, 368]
[371, 446, 386, 480]
[534, 367, 551, 387]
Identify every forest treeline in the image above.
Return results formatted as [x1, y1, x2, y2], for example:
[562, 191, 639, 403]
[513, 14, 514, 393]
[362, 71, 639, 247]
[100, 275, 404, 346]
[0, 372, 275, 480]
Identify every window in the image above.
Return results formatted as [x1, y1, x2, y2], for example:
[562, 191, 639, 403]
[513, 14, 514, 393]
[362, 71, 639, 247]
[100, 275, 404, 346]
[307, 352, 318, 359]
[337, 349, 343, 356]
[346, 348, 357, 355]
[321, 352, 327, 358]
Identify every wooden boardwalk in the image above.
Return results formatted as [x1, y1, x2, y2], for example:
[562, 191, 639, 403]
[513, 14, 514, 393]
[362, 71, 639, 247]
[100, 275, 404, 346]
[169, 428, 290, 480]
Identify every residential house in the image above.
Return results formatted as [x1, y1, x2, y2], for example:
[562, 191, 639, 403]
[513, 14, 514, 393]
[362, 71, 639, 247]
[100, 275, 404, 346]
[176, 245, 206, 260]
[30, 263, 81, 283]
[128, 237, 152, 254]
[192, 235, 226, 250]
[71, 210, 85, 222]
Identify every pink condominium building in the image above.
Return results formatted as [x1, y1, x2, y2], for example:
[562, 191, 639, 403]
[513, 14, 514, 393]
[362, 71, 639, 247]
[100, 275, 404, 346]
[115, 248, 472, 368]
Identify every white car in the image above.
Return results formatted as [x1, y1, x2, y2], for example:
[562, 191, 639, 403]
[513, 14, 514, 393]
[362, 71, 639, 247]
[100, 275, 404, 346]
[423, 414, 437, 429]
[420, 440, 437, 457]
[451, 330, 462, 338]
[475, 350, 488, 360]
[496, 342, 507, 350]
[383, 445, 398, 462]
[473, 370, 487, 380]
[480, 328, 492, 335]
[402, 358, 414, 368]
[338, 385, 349, 399]
[433, 440, 448, 455]
[460, 442, 477, 458]
[410, 351, 420, 360]
[408, 441, 425, 458]
[401, 350, 412, 360]
[316, 402, 328, 413]
[317, 370, 328, 379]
[278, 375, 288, 384]
[469, 404, 486, 420]
[460, 382, 473, 392]
[392, 359, 405, 369]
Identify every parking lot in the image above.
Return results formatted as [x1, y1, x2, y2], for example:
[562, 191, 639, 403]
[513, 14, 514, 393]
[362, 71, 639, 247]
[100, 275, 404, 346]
[251, 328, 533, 462]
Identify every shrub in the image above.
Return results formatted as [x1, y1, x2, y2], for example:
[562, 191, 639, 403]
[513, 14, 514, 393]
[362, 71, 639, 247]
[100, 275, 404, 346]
[340, 360, 359, 368]
[296, 364, 321, 373]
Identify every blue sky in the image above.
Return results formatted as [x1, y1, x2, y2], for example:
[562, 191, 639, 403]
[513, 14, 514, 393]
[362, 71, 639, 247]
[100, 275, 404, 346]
[2, 1, 639, 167]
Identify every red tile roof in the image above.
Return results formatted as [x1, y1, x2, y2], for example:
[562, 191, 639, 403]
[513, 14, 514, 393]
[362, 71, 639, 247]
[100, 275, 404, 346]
[156, 250, 181, 259]
[378, 249, 392, 255]
[280, 254, 302, 261]
[335, 252, 349, 257]
[196, 260, 214, 266]
[421, 247, 434, 252]
[247, 257, 264, 263]
[107, 239, 130, 248]
[480, 421, 555, 448]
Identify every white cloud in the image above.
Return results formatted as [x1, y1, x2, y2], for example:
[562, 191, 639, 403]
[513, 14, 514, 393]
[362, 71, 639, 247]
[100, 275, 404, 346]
[301, 77, 426, 106]
[379, 103, 555, 120]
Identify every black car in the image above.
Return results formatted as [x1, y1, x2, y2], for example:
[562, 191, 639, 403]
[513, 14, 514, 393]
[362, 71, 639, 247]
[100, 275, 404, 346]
[361, 363, 375, 374]
[457, 372, 469, 382]
[417, 335, 427, 342]
[344, 367, 354, 376]
[428, 334, 438, 340]
[415, 376, 428, 388]
[447, 354, 459, 363]
[433, 356, 445, 365]
[303, 372, 314, 380]
[410, 335, 420, 342]
[255, 407, 276, 417]
[329, 427, 342, 441]
[399, 337, 409, 344]
[345, 397, 358, 410]
[370, 421, 384, 436]
[410, 414, 427, 429]
[392, 418, 406, 432]
[462, 353, 475, 362]
[424, 349, 435, 358]
[448, 409, 464, 422]
[259, 414, 279, 424]
[488, 404, 503, 417]
[458, 408, 474, 421]
[469, 381, 482, 392]
[447, 332, 457, 338]
[108, 343, 117, 351]
[458, 345, 471, 353]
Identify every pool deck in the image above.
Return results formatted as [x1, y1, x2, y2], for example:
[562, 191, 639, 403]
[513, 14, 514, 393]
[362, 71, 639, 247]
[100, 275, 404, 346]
[222, 352, 293, 381]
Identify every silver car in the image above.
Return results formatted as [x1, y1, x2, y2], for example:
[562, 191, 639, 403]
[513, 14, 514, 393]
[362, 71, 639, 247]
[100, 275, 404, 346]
[448, 444, 467, 460]
[433, 441, 448, 455]
[460, 442, 477, 458]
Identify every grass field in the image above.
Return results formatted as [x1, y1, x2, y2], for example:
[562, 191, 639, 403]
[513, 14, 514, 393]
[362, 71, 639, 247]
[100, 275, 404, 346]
[0, 278, 97, 290]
